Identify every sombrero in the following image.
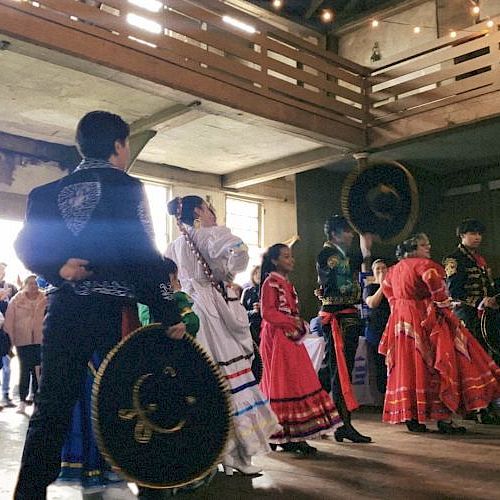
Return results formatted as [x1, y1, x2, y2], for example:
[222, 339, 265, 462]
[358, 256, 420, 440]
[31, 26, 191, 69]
[92, 324, 231, 489]
[342, 160, 419, 244]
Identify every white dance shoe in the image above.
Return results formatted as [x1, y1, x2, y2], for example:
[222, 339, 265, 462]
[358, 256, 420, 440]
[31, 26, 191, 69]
[222, 455, 262, 476]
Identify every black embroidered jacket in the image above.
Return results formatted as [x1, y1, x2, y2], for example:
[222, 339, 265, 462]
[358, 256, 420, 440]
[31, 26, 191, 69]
[443, 244, 495, 309]
[15, 159, 181, 327]
[316, 241, 361, 311]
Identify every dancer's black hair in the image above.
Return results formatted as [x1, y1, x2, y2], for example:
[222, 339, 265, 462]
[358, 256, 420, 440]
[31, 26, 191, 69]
[167, 196, 204, 226]
[75, 111, 129, 160]
[395, 233, 428, 260]
[456, 218, 486, 237]
[324, 214, 351, 240]
[260, 243, 288, 289]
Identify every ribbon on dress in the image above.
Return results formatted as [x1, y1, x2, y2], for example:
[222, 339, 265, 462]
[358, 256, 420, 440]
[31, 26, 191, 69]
[319, 309, 359, 412]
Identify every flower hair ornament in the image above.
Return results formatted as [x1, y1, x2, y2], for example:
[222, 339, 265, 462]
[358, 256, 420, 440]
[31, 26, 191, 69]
[175, 197, 229, 301]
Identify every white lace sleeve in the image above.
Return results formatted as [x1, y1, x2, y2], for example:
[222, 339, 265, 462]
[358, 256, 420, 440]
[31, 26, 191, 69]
[205, 226, 249, 278]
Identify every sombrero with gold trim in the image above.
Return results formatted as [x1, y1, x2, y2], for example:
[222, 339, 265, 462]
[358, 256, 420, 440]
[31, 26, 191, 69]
[341, 160, 419, 244]
[92, 324, 231, 489]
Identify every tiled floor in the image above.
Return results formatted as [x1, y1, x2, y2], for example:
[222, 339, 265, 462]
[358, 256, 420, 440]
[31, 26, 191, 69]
[2, 406, 500, 499]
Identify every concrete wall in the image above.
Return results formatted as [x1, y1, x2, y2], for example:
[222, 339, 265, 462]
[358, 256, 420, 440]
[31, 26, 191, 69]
[337, 0, 500, 66]
[338, 1, 437, 66]
[483, 0, 500, 18]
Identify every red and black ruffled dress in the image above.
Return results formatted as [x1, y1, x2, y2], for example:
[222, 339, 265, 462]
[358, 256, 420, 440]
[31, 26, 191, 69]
[260, 272, 342, 443]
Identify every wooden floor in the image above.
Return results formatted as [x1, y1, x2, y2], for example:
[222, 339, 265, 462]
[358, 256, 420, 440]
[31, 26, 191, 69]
[2, 407, 500, 499]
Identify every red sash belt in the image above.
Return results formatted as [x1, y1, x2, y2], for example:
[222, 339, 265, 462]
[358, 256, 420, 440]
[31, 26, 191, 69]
[319, 309, 359, 412]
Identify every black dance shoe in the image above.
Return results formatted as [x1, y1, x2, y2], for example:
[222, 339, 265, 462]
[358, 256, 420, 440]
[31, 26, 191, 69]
[280, 442, 300, 453]
[295, 441, 317, 455]
[479, 409, 500, 425]
[334, 424, 372, 443]
[405, 419, 427, 433]
[437, 421, 467, 434]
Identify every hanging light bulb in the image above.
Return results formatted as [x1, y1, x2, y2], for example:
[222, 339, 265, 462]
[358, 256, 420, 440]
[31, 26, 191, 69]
[271, 0, 283, 9]
[472, 4, 480, 15]
[371, 19, 379, 28]
[450, 30, 457, 38]
[320, 9, 334, 23]
[413, 26, 421, 34]
[486, 19, 494, 28]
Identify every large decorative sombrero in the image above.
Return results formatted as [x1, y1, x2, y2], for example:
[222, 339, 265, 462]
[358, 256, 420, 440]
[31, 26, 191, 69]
[92, 324, 231, 489]
[341, 160, 419, 244]
[481, 309, 500, 358]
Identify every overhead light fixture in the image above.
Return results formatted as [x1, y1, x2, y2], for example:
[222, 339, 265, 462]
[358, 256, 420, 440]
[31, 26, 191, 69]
[472, 4, 480, 15]
[128, 35, 158, 48]
[371, 19, 379, 28]
[126, 13, 162, 34]
[128, 0, 163, 13]
[271, 0, 283, 9]
[222, 15, 256, 34]
[320, 9, 334, 23]
[486, 19, 494, 28]
[413, 26, 421, 34]
[450, 30, 457, 38]
[70, 15, 78, 21]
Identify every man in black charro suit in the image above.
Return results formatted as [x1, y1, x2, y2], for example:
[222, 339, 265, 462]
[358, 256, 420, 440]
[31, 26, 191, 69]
[316, 215, 373, 443]
[444, 218, 500, 424]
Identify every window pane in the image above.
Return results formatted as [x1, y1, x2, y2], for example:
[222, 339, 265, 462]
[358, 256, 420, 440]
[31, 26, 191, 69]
[225, 196, 262, 285]
[144, 183, 170, 253]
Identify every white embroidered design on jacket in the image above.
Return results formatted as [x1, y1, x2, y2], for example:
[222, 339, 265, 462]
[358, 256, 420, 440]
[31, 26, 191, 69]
[57, 182, 102, 236]
[160, 282, 174, 301]
[137, 200, 155, 241]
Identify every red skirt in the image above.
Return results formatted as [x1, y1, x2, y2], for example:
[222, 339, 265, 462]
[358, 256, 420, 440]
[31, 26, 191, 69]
[380, 301, 500, 424]
[260, 321, 342, 443]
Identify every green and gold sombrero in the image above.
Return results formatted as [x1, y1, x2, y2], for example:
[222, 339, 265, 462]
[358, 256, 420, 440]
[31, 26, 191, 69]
[92, 324, 231, 489]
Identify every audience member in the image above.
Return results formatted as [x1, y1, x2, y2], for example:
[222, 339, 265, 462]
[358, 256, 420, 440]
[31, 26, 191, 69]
[4, 275, 46, 414]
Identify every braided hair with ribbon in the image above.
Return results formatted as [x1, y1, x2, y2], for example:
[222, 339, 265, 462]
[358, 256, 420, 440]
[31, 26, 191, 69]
[169, 196, 229, 301]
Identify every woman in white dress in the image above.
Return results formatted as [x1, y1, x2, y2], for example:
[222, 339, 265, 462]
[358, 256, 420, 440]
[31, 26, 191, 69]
[166, 196, 280, 476]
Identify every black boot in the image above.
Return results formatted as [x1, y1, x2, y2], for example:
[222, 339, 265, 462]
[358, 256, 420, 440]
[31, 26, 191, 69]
[437, 420, 467, 435]
[333, 395, 372, 443]
[478, 408, 500, 425]
[334, 424, 372, 443]
[405, 419, 427, 433]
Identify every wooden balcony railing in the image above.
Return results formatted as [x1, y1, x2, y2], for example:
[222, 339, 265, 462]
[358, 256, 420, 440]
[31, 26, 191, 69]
[368, 17, 500, 127]
[0, 0, 368, 137]
[0, 1, 499, 148]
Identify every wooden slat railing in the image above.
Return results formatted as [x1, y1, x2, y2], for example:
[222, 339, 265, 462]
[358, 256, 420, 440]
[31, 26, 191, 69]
[0, 1, 499, 146]
[367, 17, 500, 125]
[0, 0, 368, 129]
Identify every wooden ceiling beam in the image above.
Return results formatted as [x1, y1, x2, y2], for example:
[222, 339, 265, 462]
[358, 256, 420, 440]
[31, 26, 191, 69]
[305, 0, 325, 19]
[222, 146, 345, 188]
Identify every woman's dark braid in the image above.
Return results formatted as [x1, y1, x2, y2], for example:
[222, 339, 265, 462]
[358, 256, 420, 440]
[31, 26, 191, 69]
[175, 197, 228, 301]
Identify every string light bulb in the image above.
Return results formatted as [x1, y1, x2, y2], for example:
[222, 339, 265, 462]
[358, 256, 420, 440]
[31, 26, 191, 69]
[271, 0, 283, 9]
[413, 26, 421, 34]
[472, 4, 480, 15]
[320, 9, 334, 23]
[371, 19, 379, 28]
[486, 19, 494, 28]
[450, 30, 457, 38]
